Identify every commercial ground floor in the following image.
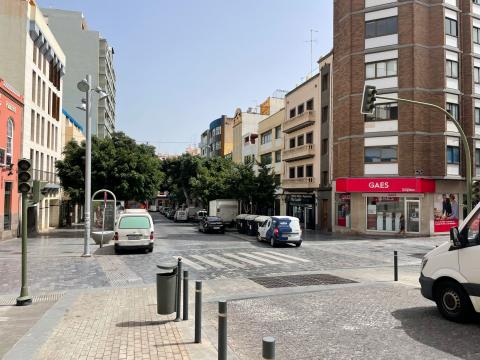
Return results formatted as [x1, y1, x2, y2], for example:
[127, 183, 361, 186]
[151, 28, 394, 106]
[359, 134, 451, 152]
[333, 177, 465, 236]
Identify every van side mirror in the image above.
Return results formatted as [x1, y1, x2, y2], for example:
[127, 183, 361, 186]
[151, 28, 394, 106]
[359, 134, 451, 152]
[450, 227, 462, 248]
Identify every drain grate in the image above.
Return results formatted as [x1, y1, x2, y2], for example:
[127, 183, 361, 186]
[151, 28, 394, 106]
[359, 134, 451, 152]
[250, 274, 356, 288]
[0, 292, 65, 305]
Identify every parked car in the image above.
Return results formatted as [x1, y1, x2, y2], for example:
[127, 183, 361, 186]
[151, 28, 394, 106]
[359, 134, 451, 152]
[186, 207, 202, 221]
[166, 208, 176, 219]
[420, 202, 480, 322]
[174, 209, 188, 222]
[148, 205, 157, 212]
[194, 210, 207, 222]
[114, 209, 154, 253]
[257, 216, 302, 247]
[161, 207, 171, 215]
[198, 216, 225, 234]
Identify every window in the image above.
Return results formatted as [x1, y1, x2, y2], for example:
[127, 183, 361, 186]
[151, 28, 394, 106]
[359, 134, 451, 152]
[289, 167, 295, 178]
[6, 119, 13, 165]
[475, 108, 480, 125]
[289, 108, 296, 118]
[119, 216, 151, 229]
[365, 59, 397, 79]
[475, 66, 480, 84]
[297, 166, 304, 178]
[368, 103, 398, 121]
[274, 174, 281, 186]
[31, 71, 36, 102]
[322, 106, 329, 123]
[297, 135, 304, 146]
[41, 117, 45, 146]
[365, 146, 398, 163]
[30, 110, 35, 141]
[275, 125, 281, 139]
[37, 76, 41, 106]
[36, 114, 40, 144]
[446, 60, 459, 79]
[289, 138, 296, 148]
[322, 171, 328, 186]
[446, 103, 459, 120]
[445, 18, 458, 37]
[322, 139, 328, 155]
[447, 145, 460, 164]
[306, 164, 313, 178]
[306, 132, 313, 144]
[474, 26, 480, 44]
[275, 150, 281, 163]
[261, 130, 272, 145]
[42, 81, 46, 110]
[260, 152, 272, 165]
[297, 103, 305, 115]
[33, 45, 37, 64]
[322, 74, 329, 91]
[476, 148, 480, 168]
[306, 99, 314, 111]
[365, 17, 398, 39]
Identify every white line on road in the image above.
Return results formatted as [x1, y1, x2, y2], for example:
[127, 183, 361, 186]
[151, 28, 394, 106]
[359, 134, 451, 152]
[238, 252, 279, 265]
[206, 254, 246, 268]
[223, 253, 264, 266]
[190, 255, 226, 268]
[264, 251, 310, 263]
[254, 252, 295, 263]
[174, 256, 206, 270]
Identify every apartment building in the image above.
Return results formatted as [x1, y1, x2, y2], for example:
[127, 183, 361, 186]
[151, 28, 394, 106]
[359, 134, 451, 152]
[332, 0, 478, 236]
[208, 115, 234, 158]
[0, 0, 65, 231]
[200, 130, 209, 157]
[62, 109, 85, 145]
[42, 9, 116, 138]
[256, 108, 285, 215]
[282, 54, 333, 231]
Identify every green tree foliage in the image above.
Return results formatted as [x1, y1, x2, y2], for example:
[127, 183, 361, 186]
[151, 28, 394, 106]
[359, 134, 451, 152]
[56, 132, 163, 203]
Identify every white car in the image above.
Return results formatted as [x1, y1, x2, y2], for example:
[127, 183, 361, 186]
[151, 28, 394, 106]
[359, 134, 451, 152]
[257, 216, 302, 247]
[114, 209, 154, 253]
[420, 202, 480, 322]
[174, 209, 188, 222]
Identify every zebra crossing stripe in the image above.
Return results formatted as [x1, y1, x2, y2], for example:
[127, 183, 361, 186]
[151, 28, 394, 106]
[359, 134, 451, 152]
[206, 254, 246, 268]
[175, 256, 206, 270]
[238, 252, 279, 265]
[190, 254, 226, 269]
[223, 253, 264, 266]
[263, 251, 310, 263]
[254, 252, 295, 263]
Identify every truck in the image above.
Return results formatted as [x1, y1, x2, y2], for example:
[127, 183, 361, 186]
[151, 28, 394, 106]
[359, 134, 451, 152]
[209, 199, 238, 226]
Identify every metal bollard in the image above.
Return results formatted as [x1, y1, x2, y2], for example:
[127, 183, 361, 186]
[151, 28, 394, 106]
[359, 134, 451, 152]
[175, 257, 182, 322]
[218, 300, 227, 360]
[195, 281, 202, 343]
[262, 337, 275, 359]
[394, 250, 398, 281]
[183, 270, 189, 320]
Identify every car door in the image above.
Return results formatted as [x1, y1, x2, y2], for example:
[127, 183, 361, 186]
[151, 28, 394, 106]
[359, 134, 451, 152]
[259, 220, 268, 238]
[264, 219, 273, 239]
[459, 209, 480, 309]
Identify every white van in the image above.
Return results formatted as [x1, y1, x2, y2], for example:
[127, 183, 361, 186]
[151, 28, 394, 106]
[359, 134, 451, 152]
[174, 209, 188, 222]
[420, 202, 480, 322]
[114, 209, 154, 253]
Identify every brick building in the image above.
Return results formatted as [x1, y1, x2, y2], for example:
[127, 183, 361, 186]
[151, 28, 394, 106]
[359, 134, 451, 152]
[333, 0, 479, 235]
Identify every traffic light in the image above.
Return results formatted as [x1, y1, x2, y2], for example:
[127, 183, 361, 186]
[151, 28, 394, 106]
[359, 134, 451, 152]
[473, 180, 480, 206]
[17, 159, 32, 194]
[361, 84, 377, 115]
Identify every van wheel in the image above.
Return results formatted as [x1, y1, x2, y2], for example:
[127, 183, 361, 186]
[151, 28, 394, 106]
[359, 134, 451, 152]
[435, 280, 473, 322]
[295, 241, 302, 247]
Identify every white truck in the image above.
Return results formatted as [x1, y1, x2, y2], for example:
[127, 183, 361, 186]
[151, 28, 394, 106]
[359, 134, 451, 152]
[209, 199, 238, 226]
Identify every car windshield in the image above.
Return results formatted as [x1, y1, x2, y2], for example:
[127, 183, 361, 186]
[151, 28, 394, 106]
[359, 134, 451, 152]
[119, 216, 150, 229]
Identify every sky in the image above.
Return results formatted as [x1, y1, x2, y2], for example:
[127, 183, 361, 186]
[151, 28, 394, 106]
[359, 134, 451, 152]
[39, 0, 333, 154]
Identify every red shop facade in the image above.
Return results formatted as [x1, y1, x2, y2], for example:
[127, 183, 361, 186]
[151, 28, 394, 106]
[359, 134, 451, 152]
[334, 178, 460, 235]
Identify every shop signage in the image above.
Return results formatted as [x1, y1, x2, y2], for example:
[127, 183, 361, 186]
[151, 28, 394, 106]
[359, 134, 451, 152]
[286, 194, 315, 205]
[433, 193, 459, 233]
[336, 178, 435, 193]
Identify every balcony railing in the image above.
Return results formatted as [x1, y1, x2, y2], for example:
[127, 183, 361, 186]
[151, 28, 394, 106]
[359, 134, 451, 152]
[282, 177, 318, 189]
[32, 169, 59, 184]
[283, 110, 316, 133]
[283, 144, 315, 162]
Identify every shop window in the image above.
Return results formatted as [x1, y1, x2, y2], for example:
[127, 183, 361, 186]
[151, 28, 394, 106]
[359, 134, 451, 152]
[306, 164, 313, 178]
[298, 103, 305, 115]
[297, 135, 304, 146]
[365, 17, 398, 39]
[367, 196, 406, 232]
[289, 138, 296, 148]
[297, 166, 304, 178]
[290, 108, 296, 119]
[306, 132, 313, 144]
[364, 146, 397, 163]
[289, 167, 295, 178]
[336, 194, 351, 228]
[447, 145, 460, 164]
[306, 98, 314, 111]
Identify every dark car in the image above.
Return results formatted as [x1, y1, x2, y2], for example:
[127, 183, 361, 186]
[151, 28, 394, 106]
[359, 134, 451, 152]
[166, 208, 176, 220]
[199, 216, 225, 234]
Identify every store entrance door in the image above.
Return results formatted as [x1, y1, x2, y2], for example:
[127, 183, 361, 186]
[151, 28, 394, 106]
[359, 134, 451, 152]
[406, 200, 420, 233]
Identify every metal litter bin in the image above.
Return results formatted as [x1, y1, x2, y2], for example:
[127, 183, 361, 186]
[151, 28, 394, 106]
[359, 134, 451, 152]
[156, 264, 178, 315]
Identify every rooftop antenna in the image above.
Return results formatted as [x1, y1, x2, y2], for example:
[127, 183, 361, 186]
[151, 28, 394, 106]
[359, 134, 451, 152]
[306, 29, 319, 75]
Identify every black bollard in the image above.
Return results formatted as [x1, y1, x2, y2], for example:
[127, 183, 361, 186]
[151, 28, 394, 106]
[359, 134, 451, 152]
[218, 300, 227, 360]
[394, 250, 398, 281]
[183, 270, 189, 320]
[195, 281, 202, 343]
[262, 336, 275, 359]
[175, 257, 182, 322]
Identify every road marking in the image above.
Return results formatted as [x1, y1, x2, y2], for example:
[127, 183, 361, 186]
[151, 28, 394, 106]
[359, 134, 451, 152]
[190, 255, 226, 268]
[238, 252, 279, 265]
[175, 256, 206, 270]
[223, 253, 264, 266]
[206, 254, 246, 268]
[254, 252, 295, 263]
[264, 251, 310, 263]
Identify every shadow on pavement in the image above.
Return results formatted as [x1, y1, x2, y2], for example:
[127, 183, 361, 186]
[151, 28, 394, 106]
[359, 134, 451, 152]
[392, 307, 480, 359]
[116, 320, 170, 327]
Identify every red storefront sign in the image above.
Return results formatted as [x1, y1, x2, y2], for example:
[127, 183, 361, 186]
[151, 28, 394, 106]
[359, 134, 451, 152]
[336, 178, 435, 193]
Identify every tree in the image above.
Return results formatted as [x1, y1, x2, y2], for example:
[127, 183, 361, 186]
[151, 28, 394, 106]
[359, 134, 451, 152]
[56, 132, 163, 204]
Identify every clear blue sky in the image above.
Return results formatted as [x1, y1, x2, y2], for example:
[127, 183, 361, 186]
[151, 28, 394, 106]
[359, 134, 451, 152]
[40, 0, 333, 154]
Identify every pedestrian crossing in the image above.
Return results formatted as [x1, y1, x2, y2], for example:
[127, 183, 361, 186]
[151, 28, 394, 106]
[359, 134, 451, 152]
[173, 251, 310, 271]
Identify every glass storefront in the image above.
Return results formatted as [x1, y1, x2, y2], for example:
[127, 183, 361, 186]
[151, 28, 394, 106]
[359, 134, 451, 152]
[286, 194, 315, 230]
[336, 193, 351, 228]
[366, 196, 420, 232]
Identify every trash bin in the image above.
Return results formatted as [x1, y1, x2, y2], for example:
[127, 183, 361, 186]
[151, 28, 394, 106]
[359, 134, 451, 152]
[245, 215, 258, 236]
[236, 214, 247, 233]
[156, 264, 178, 315]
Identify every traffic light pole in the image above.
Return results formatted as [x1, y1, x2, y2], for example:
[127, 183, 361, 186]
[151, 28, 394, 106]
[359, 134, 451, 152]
[376, 95, 473, 213]
[16, 192, 31, 306]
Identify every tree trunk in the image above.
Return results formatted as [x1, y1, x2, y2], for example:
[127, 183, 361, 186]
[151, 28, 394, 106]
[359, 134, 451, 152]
[183, 188, 190, 208]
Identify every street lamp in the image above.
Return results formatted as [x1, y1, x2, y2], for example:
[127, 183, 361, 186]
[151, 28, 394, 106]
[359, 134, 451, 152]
[77, 75, 109, 257]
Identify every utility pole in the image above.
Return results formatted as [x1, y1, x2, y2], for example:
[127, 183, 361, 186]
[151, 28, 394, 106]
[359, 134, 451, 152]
[306, 29, 318, 75]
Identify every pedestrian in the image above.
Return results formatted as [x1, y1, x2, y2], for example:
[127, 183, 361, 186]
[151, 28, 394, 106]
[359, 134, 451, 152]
[399, 214, 406, 236]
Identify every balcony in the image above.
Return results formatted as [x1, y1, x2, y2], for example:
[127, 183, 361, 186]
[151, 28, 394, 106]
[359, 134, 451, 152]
[283, 144, 315, 162]
[283, 110, 316, 133]
[282, 177, 318, 189]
